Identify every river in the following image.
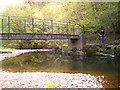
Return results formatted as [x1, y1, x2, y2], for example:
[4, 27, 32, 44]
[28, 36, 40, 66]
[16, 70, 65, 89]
[1, 51, 120, 88]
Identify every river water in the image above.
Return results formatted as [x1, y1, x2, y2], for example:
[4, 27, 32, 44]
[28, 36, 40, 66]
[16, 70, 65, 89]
[1, 51, 120, 88]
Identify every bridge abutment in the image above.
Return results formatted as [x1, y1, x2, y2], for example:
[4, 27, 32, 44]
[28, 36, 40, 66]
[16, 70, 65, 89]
[68, 33, 86, 51]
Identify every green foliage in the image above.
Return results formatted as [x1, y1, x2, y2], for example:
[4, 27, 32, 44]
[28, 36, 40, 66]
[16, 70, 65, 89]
[3, 3, 36, 17]
[1, 2, 119, 49]
[98, 48, 108, 54]
[111, 46, 120, 56]
[97, 45, 120, 57]
[0, 48, 15, 51]
[2, 2, 118, 32]
[1, 40, 20, 48]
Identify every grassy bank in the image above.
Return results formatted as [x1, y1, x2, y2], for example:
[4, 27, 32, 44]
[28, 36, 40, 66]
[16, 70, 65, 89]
[0, 48, 16, 51]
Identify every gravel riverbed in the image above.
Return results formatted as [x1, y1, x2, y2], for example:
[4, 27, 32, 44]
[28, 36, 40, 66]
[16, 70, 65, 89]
[0, 70, 103, 88]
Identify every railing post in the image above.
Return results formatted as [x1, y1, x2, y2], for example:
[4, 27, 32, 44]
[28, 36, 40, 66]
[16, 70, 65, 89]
[24, 20, 26, 32]
[2, 19, 3, 33]
[66, 23, 68, 34]
[72, 25, 75, 35]
[42, 22, 45, 33]
[32, 18, 34, 36]
[58, 24, 60, 34]
[51, 20, 53, 33]
[8, 16, 10, 38]
[8, 16, 10, 33]
[82, 25, 85, 33]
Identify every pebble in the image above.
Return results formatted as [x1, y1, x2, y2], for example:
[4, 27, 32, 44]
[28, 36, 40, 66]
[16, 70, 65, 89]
[0, 69, 103, 88]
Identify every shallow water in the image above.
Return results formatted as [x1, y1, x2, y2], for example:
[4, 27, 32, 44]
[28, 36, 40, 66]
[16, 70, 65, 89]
[1, 52, 120, 88]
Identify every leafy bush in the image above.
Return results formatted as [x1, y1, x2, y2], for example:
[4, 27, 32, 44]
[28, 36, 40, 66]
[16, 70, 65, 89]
[97, 48, 108, 54]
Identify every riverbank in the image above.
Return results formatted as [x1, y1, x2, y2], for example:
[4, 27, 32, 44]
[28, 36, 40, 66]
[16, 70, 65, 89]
[0, 69, 103, 88]
[0, 48, 117, 62]
[0, 49, 54, 61]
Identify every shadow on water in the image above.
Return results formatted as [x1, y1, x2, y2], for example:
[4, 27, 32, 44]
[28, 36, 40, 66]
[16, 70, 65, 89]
[1, 51, 120, 88]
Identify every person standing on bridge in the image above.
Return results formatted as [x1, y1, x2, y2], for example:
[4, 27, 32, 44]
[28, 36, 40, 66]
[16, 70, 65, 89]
[98, 30, 106, 44]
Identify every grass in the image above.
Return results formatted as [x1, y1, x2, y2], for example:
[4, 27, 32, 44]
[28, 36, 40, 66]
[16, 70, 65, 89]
[0, 48, 16, 51]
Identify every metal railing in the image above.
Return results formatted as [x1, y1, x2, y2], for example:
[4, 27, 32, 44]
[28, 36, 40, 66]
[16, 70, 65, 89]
[0, 15, 86, 35]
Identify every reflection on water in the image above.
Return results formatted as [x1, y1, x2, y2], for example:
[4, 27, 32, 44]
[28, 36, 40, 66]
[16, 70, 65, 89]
[1, 52, 119, 88]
